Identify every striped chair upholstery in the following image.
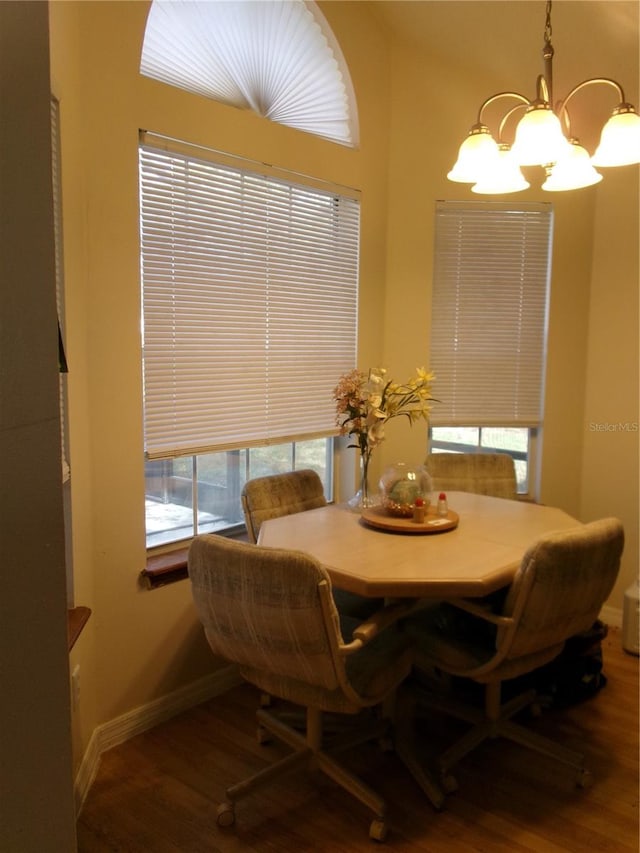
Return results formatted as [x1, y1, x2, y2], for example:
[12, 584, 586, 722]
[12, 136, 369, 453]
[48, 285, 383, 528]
[425, 452, 517, 500]
[241, 469, 327, 544]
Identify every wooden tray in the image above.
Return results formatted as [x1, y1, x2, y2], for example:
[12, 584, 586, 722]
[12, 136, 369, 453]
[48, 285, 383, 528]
[361, 505, 459, 534]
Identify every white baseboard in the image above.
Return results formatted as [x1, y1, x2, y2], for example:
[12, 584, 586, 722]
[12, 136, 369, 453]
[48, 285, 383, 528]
[74, 665, 241, 815]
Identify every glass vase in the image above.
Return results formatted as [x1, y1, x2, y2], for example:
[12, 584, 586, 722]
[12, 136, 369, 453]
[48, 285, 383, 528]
[348, 450, 379, 512]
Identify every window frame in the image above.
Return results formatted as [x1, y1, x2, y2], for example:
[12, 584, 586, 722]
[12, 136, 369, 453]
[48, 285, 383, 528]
[429, 200, 553, 500]
[139, 133, 359, 556]
[428, 425, 539, 498]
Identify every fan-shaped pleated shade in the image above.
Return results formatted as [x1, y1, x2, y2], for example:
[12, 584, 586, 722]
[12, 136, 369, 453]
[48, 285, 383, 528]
[140, 0, 358, 147]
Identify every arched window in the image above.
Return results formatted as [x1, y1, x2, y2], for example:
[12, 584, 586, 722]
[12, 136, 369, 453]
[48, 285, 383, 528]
[140, 0, 359, 147]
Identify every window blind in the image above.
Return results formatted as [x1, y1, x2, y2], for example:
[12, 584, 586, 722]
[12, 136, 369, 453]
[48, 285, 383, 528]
[430, 201, 552, 427]
[140, 0, 358, 147]
[139, 134, 360, 460]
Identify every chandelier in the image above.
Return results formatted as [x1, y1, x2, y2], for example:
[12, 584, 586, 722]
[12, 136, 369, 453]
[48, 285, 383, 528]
[448, 0, 640, 194]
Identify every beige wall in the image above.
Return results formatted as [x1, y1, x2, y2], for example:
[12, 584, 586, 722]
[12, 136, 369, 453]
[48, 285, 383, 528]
[48, 0, 391, 773]
[47, 0, 638, 782]
[582, 167, 639, 612]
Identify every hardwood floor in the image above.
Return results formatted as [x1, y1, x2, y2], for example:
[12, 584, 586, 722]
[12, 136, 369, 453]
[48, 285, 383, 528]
[77, 628, 639, 852]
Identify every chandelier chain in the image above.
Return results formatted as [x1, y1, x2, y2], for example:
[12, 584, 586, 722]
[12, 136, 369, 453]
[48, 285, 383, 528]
[544, 0, 553, 47]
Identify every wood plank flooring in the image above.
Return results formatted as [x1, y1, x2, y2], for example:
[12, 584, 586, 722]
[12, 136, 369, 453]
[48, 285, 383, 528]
[77, 628, 639, 852]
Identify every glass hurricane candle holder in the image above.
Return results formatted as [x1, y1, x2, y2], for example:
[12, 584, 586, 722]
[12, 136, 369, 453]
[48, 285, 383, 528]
[379, 463, 433, 518]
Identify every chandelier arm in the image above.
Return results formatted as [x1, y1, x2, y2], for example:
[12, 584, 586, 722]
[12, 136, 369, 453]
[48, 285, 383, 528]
[497, 103, 529, 143]
[477, 91, 530, 126]
[557, 77, 626, 117]
[555, 78, 629, 139]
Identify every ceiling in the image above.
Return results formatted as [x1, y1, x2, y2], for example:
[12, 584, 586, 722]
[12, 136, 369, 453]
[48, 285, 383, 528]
[371, 1, 638, 86]
[368, 0, 639, 152]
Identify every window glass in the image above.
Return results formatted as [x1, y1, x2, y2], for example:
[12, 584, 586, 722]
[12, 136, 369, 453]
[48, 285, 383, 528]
[145, 438, 332, 548]
[429, 426, 532, 494]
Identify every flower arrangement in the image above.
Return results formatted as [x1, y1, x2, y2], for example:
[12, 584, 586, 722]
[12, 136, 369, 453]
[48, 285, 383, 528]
[333, 366, 435, 507]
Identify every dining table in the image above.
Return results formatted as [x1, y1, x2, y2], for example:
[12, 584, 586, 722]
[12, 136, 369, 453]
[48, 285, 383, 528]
[257, 491, 582, 600]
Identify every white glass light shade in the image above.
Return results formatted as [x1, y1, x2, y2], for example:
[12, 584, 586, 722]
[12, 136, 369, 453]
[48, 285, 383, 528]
[542, 140, 602, 191]
[472, 145, 530, 194]
[512, 104, 571, 166]
[447, 126, 500, 183]
[592, 107, 640, 167]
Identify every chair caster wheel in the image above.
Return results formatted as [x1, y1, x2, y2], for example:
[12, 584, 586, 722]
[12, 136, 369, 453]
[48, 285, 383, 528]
[442, 774, 458, 794]
[216, 802, 235, 827]
[369, 818, 388, 842]
[577, 769, 593, 789]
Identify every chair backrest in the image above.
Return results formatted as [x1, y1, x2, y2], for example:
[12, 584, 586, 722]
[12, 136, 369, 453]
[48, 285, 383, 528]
[425, 452, 517, 500]
[241, 469, 327, 543]
[189, 534, 344, 691]
[499, 517, 624, 661]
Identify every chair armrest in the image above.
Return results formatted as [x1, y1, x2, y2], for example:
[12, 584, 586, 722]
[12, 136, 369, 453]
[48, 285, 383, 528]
[341, 598, 419, 654]
[446, 597, 513, 628]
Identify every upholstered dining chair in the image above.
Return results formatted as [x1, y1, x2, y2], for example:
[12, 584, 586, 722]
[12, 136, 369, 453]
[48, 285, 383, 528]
[425, 452, 518, 500]
[242, 469, 382, 620]
[404, 517, 624, 793]
[188, 534, 418, 841]
[241, 469, 328, 544]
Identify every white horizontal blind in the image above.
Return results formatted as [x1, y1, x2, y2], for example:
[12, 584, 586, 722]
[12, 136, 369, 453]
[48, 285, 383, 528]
[139, 136, 359, 459]
[430, 201, 552, 427]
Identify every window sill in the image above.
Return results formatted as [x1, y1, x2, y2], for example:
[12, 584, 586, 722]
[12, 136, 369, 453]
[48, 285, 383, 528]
[141, 548, 189, 589]
[141, 530, 250, 590]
